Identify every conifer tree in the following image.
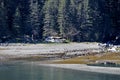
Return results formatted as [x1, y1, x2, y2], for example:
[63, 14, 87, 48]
[0, 0, 10, 41]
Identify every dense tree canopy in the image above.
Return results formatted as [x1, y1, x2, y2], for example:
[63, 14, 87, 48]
[0, 0, 120, 44]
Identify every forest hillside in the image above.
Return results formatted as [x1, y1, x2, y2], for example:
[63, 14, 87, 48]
[0, 0, 120, 44]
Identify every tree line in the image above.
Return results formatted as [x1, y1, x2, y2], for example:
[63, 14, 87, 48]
[0, 0, 120, 44]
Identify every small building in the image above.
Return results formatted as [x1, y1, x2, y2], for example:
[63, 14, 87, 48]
[45, 36, 66, 43]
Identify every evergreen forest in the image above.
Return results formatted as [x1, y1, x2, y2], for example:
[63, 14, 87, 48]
[0, 0, 120, 44]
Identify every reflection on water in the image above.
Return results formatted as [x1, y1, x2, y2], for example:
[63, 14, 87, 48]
[0, 62, 120, 80]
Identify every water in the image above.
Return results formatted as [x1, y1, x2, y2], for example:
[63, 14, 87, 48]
[0, 62, 120, 80]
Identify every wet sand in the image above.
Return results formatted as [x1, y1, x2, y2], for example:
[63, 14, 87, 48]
[39, 64, 120, 75]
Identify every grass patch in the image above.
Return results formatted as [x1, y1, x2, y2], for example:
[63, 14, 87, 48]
[54, 52, 120, 64]
[54, 56, 99, 64]
[10, 56, 47, 61]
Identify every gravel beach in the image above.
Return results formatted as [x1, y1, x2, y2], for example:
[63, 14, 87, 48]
[0, 42, 99, 57]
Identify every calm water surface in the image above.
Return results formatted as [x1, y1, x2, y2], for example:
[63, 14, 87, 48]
[0, 62, 120, 80]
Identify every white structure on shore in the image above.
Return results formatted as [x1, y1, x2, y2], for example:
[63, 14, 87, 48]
[45, 36, 66, 43]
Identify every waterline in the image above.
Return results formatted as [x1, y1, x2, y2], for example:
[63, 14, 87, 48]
[0, 62, 120, 80]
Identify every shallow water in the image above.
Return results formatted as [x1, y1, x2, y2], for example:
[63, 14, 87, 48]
[0, 62, 120, 80]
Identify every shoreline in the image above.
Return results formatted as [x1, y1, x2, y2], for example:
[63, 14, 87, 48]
[0, 42, 100, 60]
[0, 42, 120, 75]
[38, 64, 120, 75]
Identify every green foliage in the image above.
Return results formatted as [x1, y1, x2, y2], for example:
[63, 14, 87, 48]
[0, 0, 119, 44]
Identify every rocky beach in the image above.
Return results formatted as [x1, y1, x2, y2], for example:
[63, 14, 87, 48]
[0, 42, 100, 61]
